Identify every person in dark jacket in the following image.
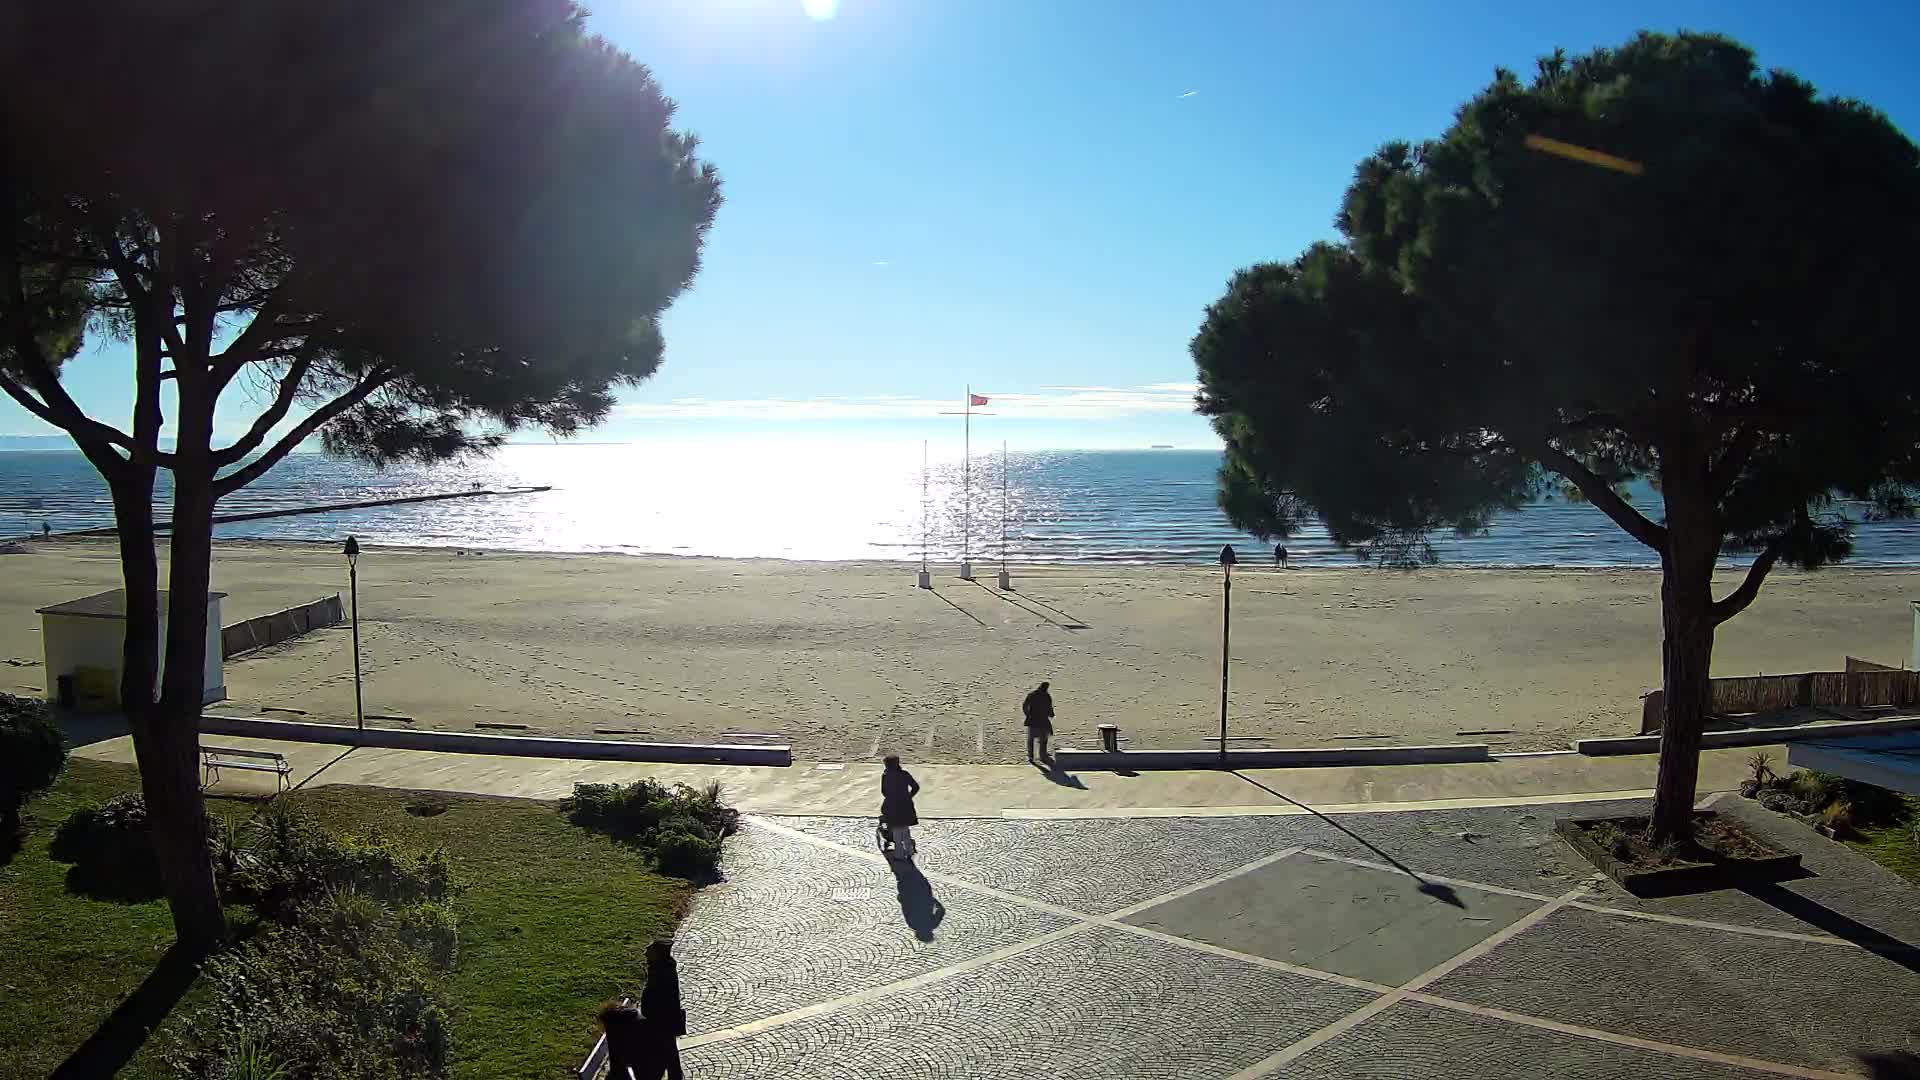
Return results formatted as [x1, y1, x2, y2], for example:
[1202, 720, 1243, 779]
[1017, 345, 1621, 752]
[1022, 681, 1055, 763]
[880, 755, 920, 829]
[640, 940, 685, 1080]
[597, 1000, 652, 1080]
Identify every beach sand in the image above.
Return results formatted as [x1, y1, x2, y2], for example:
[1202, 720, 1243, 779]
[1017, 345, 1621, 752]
[3, 538, 1915, 763]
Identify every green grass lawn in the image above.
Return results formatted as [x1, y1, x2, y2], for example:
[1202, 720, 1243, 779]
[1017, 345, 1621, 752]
[0, 759, 689, 1080]
[1845, 795, 1920, 885]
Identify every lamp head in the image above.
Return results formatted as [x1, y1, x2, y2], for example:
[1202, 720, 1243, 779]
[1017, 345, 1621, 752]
[344, 536, 359, 563]
[1218, 544, 1237, 568]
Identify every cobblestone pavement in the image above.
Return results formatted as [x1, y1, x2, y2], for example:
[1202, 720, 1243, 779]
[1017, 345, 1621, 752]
[672, 798, 1920, 1079]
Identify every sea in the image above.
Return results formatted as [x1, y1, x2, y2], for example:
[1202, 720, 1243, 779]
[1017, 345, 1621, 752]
[5, 441, 1920, 567]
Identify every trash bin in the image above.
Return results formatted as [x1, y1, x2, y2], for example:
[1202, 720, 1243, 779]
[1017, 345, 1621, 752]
[1098, 723, 1120, 753]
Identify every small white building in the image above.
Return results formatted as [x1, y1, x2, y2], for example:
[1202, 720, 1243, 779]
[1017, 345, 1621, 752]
[36, 589, 227, 709]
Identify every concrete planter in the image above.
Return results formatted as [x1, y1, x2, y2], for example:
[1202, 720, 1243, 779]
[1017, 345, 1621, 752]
[1555, 811, 1800, 897]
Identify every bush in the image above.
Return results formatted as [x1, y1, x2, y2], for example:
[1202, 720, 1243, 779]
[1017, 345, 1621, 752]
[50, 793, 164, 900]
[170, 820, 459, 1080]
[1, 691, 66, 829]
[561, 779, 737, 878]
[230, 802, 453, 919]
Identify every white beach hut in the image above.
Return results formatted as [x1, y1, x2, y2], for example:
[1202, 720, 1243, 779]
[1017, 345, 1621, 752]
[35, 589, 227, 709]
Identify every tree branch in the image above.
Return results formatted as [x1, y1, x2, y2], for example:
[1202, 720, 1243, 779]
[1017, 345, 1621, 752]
[1536, 440, 1670, 552]
[211, 355, 312, 466]
[1710, 539, 1781, 625]
[1709, 424, 1762, 494]
[213, 367, 397, 497]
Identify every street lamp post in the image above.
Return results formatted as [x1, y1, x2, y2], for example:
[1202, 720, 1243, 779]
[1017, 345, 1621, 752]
[344, 536, 364, 740]
[1218, 544, 1236, 770]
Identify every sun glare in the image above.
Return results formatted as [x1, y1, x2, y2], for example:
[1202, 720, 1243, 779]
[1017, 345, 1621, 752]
[801, 0, 837, 19]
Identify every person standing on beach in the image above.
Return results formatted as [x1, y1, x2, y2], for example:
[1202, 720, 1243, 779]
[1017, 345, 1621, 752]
[1023, 681, 1055, 762]
[1274, 543, 1287, 568]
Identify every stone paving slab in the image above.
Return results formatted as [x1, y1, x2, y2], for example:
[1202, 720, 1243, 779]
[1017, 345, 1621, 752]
[681, 925, 1378, 1079]
[1427, 904, 1920, 1073]
[676, 821, 1074, 1034]
[1276, 1000, 1785, 1080]
[1122, 853, 1542, 986]
[772, 800, 1626, 916]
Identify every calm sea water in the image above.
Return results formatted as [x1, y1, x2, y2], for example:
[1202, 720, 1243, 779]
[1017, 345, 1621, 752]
[5, 442, 1919, 567]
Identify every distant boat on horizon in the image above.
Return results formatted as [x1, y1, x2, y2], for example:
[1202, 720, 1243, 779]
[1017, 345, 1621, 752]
[1150, 444, 1175, 450]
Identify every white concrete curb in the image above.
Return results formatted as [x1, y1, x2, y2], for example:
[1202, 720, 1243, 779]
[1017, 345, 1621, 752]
[1052, 743, 1492, 770]
[198, 714, 792, 766]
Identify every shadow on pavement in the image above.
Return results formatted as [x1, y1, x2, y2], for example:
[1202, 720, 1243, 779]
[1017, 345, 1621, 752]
[1740, 879, 1920, 976]
[1033, 758, 1087, 790]
[890, 857, 946, 942]
[1858, 1050, 1920, 1078]
[1233, 771, 1464, 908]
[50, 944, 200, 1080]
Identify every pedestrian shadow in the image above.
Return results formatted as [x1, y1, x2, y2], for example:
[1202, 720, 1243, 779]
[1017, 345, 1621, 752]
[889, 857, 946, 941]
[1233, 772, 1464, 908]
[1033, 757, 1087, 789]
[50, 944, 200, 1079]
[1739, 878, 1920, 975]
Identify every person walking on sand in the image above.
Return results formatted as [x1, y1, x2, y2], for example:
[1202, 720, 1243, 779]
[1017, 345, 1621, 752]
[1274, 543, 1288, 568]
[640, 940, 685, 1080]
[1023, 681, 1055, 763]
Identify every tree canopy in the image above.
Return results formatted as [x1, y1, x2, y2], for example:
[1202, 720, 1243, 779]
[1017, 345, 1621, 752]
[1192, 31, 1920, 837]
[0, 0, 721, 949]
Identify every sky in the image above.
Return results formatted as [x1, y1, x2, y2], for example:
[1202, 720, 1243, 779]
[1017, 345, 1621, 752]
[8, 0, 1920, 451]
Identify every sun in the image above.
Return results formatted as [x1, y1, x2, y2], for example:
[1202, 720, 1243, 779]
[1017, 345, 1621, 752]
[801, 0, 837, 19]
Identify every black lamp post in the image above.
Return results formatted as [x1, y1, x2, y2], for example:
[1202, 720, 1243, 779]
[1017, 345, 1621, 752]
[344, 536, 363, 739]
[1218, 544, 1236, 770]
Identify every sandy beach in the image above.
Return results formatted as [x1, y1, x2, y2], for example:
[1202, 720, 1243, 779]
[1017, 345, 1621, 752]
[3, 538, 1915, 763]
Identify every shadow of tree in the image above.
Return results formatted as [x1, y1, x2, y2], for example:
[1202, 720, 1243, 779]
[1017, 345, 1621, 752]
[49, 944, 201, 1080]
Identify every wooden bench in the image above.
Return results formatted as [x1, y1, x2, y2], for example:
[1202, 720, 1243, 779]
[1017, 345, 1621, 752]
[200, 745, 293, 792]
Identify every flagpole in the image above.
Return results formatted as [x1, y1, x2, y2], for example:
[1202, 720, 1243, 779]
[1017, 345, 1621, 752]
[997, 439, 1012, 590]
[961, 385, 973, 580]
[918, 439, 931, 589]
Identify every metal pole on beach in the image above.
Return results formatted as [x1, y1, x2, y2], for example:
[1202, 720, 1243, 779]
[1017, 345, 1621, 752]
[997, 440, 1011, 590]
[1218, 544, 1236, 770]
[918, 441, 932, 589]
[961, 387, 972, 580]
[344, 535, 364, 740]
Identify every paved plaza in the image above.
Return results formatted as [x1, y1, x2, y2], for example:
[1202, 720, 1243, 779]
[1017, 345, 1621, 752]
[673, 797, 1920, 1079]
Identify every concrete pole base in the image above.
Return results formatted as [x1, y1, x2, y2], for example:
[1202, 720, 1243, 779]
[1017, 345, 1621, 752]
[996, 569, 1012, 590]
[916, 570, 932, 590]
[959, 561, 974, 581]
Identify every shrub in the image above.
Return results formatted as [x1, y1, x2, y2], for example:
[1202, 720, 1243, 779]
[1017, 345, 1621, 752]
[1747, 751, 1776, 786]
[561, 779, 738, 878]
[230, 803, 453, 919]
[171, 824, 459, 1080]
[1790, 770, 1844, 811]
[49, 793, 164, 900]
[0, 691, 66, 829]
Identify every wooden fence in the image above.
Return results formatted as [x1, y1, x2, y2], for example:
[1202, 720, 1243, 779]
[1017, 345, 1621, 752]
[1639, 667, 1920, 733]
[220, 594, 345, 659]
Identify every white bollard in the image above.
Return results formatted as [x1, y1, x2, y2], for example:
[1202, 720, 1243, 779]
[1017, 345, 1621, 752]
[917, 570, 932, 590]
[959, 561, 974, 581]
[996, 568, 1012, 591]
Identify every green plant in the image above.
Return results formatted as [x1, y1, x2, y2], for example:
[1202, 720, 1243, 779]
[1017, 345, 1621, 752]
[1791, 770, 1845, 811]
[561, 779, 738, 878]
[0, 692, 66, 831]
[217, 1035, 290, 1080]
[49, 794, 164, 900]
[229, 805, 454, 919]
[1747, 752, 1777, 786]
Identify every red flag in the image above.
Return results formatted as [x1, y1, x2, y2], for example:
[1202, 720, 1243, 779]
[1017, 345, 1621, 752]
[970, 394, 990, 406]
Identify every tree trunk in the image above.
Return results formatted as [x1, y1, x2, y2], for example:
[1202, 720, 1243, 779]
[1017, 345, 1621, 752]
[1649, 584, 1716, 841]
[111, 468, 225, 952]
[151, 405, 227, 952]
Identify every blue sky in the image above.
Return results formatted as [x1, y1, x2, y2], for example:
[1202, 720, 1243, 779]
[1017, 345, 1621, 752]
[9, 0, 1919, 451]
